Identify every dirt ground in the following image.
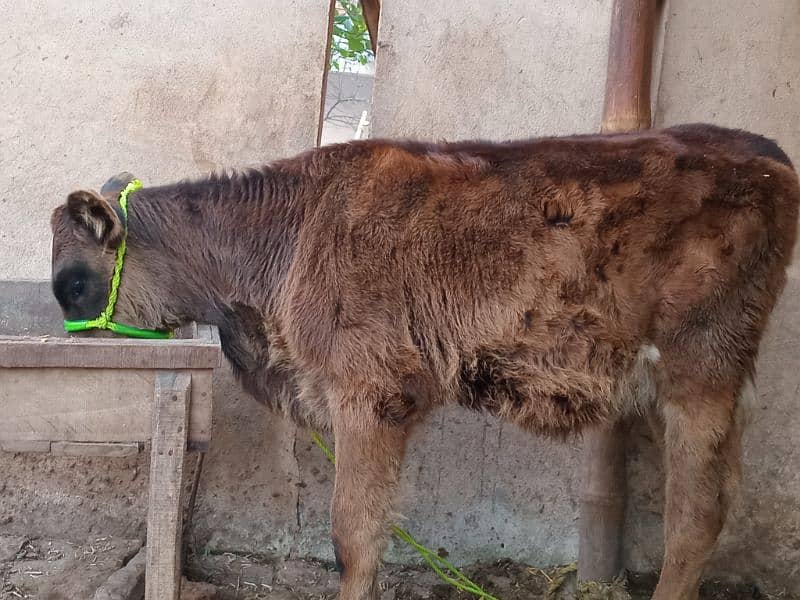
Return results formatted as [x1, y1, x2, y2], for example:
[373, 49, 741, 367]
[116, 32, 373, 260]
[186, 552, 785, 600]
[1, 536, 789, 600]
[0, 536, 142, 600]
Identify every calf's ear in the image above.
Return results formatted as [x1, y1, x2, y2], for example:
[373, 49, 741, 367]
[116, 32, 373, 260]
[101, 172, 137, 198]
[66, 189, 125, 248]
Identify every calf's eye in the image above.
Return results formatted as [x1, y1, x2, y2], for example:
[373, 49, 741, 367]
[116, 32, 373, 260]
[70, 279, 85, 298]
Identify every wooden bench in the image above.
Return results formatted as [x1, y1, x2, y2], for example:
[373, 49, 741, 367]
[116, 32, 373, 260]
[0, 280, 221, 600]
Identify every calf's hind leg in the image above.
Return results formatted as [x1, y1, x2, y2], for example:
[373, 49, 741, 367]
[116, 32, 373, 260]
[330, 405, 410, 600]
[652, 384, 743, 600]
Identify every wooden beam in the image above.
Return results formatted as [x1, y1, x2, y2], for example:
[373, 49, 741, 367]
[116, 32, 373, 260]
[578, 0, 659, 583]
[578, 422, 630, 581]
[0, 367, 212, 448]
[360, 0, 381, 53]
[317, 0, 338, 147]
[0, 440, 51, 453]
[600, 0, 657, 133]
[0, 368, 155, 443]
[145, 372, 191, 600]
[51, 441, 140, 457]
[0, 332, 221, 370]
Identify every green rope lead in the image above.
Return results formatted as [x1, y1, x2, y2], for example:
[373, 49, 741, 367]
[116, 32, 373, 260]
[311, 431, 337, 464]
[310, 432, 501, 600]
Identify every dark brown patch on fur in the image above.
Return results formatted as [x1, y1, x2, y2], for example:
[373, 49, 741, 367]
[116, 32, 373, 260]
[551, 393, 571, 413]
[675, 153, 711, 172]
[544, 152, 644, 184]
[184, 196, 203, 221]
[523, 309, 535, 330]
[597, 197, 647, 235]
[669, 123, 793, 168]
[458, 352, 505, 413]
[375, 375, 429, 425]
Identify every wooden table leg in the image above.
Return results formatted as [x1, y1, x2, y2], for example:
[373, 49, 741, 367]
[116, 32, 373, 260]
[146, 372, 191, 600]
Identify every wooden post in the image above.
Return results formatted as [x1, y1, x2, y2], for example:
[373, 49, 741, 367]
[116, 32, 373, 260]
[317, 0, 338, 147]
[360, 0, 381, 53]
[600, 0, 657, 134]
[578, 0, 658, 583]
[578, 422, 630, 581]
[146, 372, 191, 600]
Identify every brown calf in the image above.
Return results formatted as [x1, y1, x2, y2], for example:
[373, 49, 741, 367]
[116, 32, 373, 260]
[50, 124, 799, 599]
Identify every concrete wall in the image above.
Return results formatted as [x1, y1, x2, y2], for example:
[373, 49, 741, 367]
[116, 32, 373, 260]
[371, 1, 613, 140]
[2, 0, 800, 595]
[0, 0, 328, 279]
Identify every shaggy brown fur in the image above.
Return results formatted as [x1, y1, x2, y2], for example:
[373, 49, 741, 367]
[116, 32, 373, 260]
[51, 124, 798, 600]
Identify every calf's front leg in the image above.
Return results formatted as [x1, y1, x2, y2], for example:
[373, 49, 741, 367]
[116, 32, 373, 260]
[330, 407, 410, 600]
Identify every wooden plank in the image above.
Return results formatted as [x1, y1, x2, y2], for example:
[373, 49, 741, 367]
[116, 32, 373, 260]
[0, 368, 155, 443]
[0, 440, 51, 453]
[360, 0, 381, 52]
[51, 441, 141, 457]
[196, 323, 221, 348]
[145, 372, 190, 600]
[0, 335, 221, 370]
[187, 369, 213, 453]
[0, 368, 213, 448]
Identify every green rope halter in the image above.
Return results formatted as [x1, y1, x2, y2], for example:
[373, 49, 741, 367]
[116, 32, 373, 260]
[63, 179, 172, 340]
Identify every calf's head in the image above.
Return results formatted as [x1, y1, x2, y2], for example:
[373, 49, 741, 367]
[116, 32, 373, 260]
[50, 173, 153, 324]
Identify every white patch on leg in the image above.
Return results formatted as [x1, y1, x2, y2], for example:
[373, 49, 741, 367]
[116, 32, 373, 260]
[641, 344, 661, 364]
[615, 343, 662, 415]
